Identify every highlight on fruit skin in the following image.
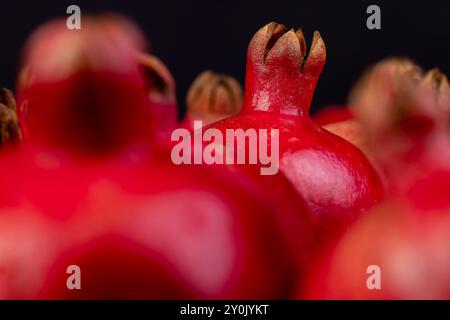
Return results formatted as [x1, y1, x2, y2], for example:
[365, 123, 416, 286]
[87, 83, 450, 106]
[183, 70, 243, 130]
[0, 88, 22, 146]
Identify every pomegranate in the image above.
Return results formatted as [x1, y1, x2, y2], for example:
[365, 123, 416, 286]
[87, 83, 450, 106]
[303, 59, 450, 299]
[182, 70, 243, 131]
[1, 16, 310, 299]
[17, 15, 152, 154]
[205, 22, 384, 242]
[0, 88, 21, 146]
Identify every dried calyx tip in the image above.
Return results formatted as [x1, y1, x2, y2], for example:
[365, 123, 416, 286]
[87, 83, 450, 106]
[0, 88, 21, 145]
[0, 88, 17, 111]
[137, 52, 176, 102]
[187, 70, 243, 116]
[257, 22, 325, 70]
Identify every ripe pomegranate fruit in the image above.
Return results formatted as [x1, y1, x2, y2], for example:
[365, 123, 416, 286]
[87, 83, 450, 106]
[303, 59, 450, 299]
[0, 88, 21, 147]
[17, 15, 153, 154]
[1, 16, 310, 299]
[182, 70, 243, 131]
[205, 22, 384, 242]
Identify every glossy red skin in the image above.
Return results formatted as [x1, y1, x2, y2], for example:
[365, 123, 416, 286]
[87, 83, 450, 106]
[1, 18, 310, 299]
[0, 144, 309, 299]
[302, 101, 450, 299]
[313, 105, 353, 126]
[211, 113, 383, 241]
[206, 26, 384, 243]
[303, 191, 450, 299]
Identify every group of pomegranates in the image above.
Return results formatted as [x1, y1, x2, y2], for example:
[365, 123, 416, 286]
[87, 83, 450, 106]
[0, 14, 449, 300]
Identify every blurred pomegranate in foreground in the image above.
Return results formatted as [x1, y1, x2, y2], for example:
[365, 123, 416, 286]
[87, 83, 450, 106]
[303, 58, 450, 299]
[181, 70, 243, 131]
[17, 15, 152, 154]
[1, 16, 310, 299]
[205, 22, 384, 244]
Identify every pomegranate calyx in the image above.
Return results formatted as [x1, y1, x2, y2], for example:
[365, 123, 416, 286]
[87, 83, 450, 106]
[252, 22, 325, 73]
[302, 31, 326, 75]
[350, 58, 450, 169]
[244, 22, 326, 116]
[350, 58, 448, 136]
[186, 70, 243, 118]
[138, 52, 176, 104]
[421, 68, 450, 115]
[0, 88, 22, 145]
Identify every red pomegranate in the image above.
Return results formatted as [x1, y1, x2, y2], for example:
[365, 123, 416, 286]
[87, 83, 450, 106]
[17, 15, 153, 155]
[181, 70, 243, 131]
[1, 16, 310, 299]
[303, 59, 450, 299]
[205, 22, 384, 242]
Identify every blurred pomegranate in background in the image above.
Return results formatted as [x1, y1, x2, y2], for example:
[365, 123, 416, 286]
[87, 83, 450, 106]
[206, 22, 384, 244]
[313, 105, 353, 126]
[303, 58, 450, 299]
[0, 15, 311, 299]
[313, 106, 369, 162]
[0, 88, 21, 147]
[181, 70, 243, 131]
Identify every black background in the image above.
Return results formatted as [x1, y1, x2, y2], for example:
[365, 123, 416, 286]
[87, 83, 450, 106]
[0, 0, 449, 116]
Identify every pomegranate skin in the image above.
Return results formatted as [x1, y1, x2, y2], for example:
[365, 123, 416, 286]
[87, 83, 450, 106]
[0, 148, 303, 299]
[303, 203, 450, 300]
[0, 16, 310, 299]
[313, 105, 353, 126]
[206, 23, 384, 241]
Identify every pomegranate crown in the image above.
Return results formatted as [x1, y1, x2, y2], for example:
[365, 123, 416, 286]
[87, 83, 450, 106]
[350, 58, 450, 166]
[137, 52, 176, 104]
[0, 88, 22, 146]
[244, 22, 326, 116]
[186, 70, 243, 117]
[350, 58, 450, 138]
